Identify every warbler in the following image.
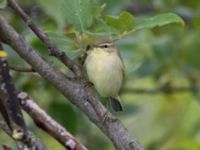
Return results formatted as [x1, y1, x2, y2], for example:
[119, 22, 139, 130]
[84, 40, 124, 111]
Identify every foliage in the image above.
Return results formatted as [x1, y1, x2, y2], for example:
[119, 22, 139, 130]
[0, 0, 7, 8]
[1, 0, 200, 150]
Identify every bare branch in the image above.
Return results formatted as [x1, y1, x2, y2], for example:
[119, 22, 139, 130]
[0, 43, 26, 135]
[17, 91, 87, 150]
[2, 145, 12, 150]
[0, 113, 11, 135]
[0, 15, 143, 150]
[0, 42, 47, 150]
[7, 0, 82, 78]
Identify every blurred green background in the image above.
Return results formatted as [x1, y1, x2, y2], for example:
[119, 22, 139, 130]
[1, 0, 200, 149]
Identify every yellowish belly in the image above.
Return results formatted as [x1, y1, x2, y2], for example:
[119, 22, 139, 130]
[85, 50, 123, 97]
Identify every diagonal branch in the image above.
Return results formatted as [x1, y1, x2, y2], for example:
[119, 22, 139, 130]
[0, 15, 143, 150]
[17, 91, 87, 150]
[2, 145, 12, 150]
[1, 41, 86, 149]
[9, 65, 36, 73]
[0, 42, 47, 150]
[7, 0, 82, 78]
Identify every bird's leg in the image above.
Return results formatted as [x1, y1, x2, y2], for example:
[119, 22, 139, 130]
[102, 111, 109, 124]
[101, 100, 111, 124]
[82, 79, 94, 89]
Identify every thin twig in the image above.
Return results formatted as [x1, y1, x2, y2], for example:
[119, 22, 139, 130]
[8, 0, 83, 78]
[9, 65, 36, 73]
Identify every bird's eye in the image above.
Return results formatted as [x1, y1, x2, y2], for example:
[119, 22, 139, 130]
[102, 45, 108, 48]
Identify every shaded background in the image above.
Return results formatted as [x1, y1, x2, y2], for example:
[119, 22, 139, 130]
[1, 0, 200, 149]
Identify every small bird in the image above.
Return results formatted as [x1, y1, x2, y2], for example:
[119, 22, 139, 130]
[84, 40, 124, 111]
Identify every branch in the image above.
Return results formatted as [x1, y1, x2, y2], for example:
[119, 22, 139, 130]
[0, 113, 11, 135]
[0, 43, 47, 150]
[7, 0, 82, 78]
[17, 91, 87, 150]
[0, 49, 26, 132]
[9, 65, 36, 73]
[2, 145, 12, 150]
[0, 15, 143, 150]
[1, 42, 85, 149]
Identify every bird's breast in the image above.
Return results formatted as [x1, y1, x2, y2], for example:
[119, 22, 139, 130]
[85, 49, 123, 97]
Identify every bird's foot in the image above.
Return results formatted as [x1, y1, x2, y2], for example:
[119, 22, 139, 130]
[101, 111, 109, 124]
[82, 79, 94, 88]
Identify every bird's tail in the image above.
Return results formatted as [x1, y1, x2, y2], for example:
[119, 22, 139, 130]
[109, 96, 123, 112]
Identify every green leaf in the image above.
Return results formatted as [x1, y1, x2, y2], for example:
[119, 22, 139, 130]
[36, 0, 67, 29]
[0, 0, 7, 9]
[62, 0, 93, 33]
[184, 47, 200, 69]
[36, 0, 93, 32]
[104, 11, 134, 34]
[48, 102, 78, 134]
[134, 13, 184, 31]
[93, 3, 106, 18]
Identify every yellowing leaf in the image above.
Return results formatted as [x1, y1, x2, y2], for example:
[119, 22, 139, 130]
[0, 50, 7, 57]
